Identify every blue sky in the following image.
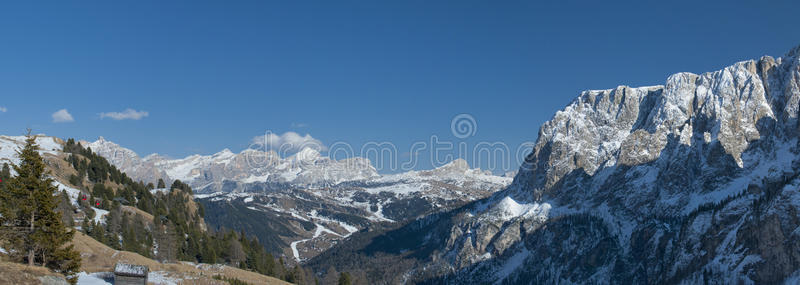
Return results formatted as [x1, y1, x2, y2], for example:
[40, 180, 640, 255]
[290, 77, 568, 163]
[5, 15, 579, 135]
[1, 0, 798, 173]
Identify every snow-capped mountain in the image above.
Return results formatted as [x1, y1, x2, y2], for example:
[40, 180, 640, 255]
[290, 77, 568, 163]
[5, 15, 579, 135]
[80, 137, 171, 185]
[81, 137, 513, 262]
[82, 138, 381, 192]
[2, 134, 513, 263]
[308, 46, 800, 284]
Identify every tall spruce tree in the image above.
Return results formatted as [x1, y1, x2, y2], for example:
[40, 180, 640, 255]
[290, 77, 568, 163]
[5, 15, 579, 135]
[338, 272, 352, 285]
[0, 133, 81, 284]
[1, 163, 10, 180]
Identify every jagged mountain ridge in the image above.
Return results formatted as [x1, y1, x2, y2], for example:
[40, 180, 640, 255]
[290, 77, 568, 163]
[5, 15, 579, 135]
[81, 137, 380, 192]
[80, 137, 513, 263]
[307, 46, 800, 284]
[82, 137, 512, 194]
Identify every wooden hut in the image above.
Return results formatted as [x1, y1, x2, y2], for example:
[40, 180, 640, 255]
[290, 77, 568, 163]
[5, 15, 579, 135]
[113, 263, 149, 285]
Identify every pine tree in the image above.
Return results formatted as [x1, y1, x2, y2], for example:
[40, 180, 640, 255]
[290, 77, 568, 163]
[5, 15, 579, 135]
[0, 163, 10, 199]
[155, 222, 177, 262]
[1, 163, 10, 180]
[56, 191, 75, 227]
[157, 178, 166, 189]
[338, 272, 352, 285]
[81, 217, 90, 234]
[91, 221, 106, 244]
[287, 265, 304, 284]
[0, 133, 81, 284]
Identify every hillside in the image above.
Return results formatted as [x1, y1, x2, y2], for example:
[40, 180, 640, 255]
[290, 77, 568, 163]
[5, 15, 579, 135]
[0, 260, 70, 285]
[0, 135, 306, 284]
[0, 233, 290, 285]
[71, 231, 289, 284]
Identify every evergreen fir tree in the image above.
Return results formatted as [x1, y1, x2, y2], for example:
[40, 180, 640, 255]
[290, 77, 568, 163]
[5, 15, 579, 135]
[338, 272, 352, 285]
[91, 221, 106, 244]
[1, 163, 10, 180]
[0, 133, 81, 284]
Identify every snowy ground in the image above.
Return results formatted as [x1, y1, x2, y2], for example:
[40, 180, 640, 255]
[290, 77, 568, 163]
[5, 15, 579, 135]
[290, 223, 342, 262]
[147, 271, 181, 285]
[76, 272, 112, 285]
[91, 207, 109, 224]
[150, 188, 170, 195]
[76, 271, 181, 285]
[53, 180, 82, 206]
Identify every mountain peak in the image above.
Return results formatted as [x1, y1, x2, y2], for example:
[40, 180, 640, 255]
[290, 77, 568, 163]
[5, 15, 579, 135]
[435, 158, 469, 172]
[292, 147, 321, 161]
[215, 148, 234, 156]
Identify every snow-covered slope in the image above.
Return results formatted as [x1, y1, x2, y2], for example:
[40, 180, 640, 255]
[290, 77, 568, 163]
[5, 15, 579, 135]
[309, 45, 800, 284]
[0, 135, 102, 225]
[0, 135, 63, 169]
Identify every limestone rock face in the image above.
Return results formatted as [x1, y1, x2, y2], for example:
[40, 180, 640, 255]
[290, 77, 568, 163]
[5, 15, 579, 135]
[517, 54, 794, 197]
[332, 46, 800, 284]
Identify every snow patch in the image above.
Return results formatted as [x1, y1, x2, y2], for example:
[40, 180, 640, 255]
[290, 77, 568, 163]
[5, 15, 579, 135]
[193, 192, 225, 199]
[76, 272, 112, 285]
[365, 183, 426, 195]
[150, 188, 170, 195]
[53, 180, 82, 206]
[91, 207, 109, 224]
[308, 210, 358, 235]
[148, 271, 180, 285]
[488, 196, 551, 221]
[290, 238, 310, 262]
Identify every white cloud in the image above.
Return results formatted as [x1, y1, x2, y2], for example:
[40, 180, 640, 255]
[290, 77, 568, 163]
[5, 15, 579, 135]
[251, 131, 326, 155]
[0, 106, 6, 113]
[99, 109, 149, 120]
[52, 109, 74, 123]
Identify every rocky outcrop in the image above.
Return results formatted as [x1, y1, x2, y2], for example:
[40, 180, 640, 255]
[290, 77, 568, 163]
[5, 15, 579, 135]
[467, 45, 800, 283]
[313, 45, 800, 284]
[516, 52, 799, 199]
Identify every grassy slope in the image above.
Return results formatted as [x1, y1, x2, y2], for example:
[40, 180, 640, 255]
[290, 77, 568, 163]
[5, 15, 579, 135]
[72, 231, 290, 284]
[27, 144, 290, 284]
[0, 261, 67, 285]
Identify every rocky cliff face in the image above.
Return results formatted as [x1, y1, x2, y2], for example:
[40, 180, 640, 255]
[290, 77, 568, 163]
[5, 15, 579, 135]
[310, 46, 800, 284]
[517, 49, 799, 203]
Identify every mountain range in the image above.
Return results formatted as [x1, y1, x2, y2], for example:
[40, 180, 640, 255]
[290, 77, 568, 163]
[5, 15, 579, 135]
[77, 137, 514, 262]
[301, 46, 800, 284]
[4, 45, 800, 284]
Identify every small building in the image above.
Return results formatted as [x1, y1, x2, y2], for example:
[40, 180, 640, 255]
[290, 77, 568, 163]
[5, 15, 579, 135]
[114, 263, 149, 285]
